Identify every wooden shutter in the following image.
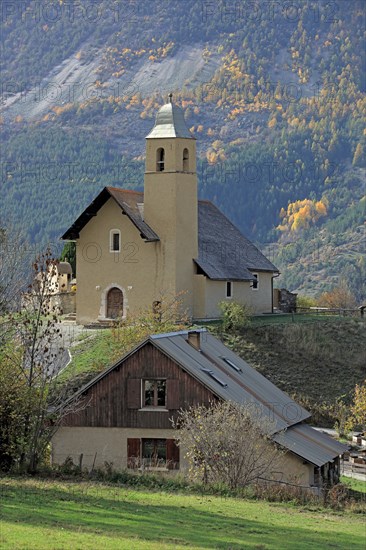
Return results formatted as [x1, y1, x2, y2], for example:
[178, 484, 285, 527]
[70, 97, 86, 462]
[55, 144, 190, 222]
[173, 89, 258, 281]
[166, 439, 180, 470]
[166, 379, 180, 410]
[127, 438, 141, 469]
[127, 379, 141, 409]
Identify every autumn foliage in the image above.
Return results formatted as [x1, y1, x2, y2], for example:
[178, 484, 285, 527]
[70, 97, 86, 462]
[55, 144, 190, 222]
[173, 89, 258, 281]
[278, 198, 328, 233]
[319, 282, 357, 309]
[345, 380, 366, 432]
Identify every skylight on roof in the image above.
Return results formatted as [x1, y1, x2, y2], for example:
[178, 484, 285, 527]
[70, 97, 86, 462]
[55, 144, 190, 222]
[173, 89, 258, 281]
[201, 368, 228, 387]
[222, 357, 242, 373]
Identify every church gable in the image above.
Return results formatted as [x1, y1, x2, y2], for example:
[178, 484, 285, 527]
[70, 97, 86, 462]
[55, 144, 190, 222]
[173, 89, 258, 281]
[62, 187, 159, 242]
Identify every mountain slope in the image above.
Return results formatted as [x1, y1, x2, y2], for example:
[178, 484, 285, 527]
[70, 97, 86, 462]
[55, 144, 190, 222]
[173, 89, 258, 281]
[1, 0, 365, 300]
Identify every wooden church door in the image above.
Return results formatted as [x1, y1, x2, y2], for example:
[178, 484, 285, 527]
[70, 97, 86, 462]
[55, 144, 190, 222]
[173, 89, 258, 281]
[107, 287, 123, 319]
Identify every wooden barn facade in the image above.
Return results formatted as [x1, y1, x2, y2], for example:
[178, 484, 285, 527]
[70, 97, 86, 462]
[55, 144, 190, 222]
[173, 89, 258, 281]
[52, 329, 346, 486]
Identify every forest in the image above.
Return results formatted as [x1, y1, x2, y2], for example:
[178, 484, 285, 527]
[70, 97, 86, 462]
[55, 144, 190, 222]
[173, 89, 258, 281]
[1, 0, 365, 299]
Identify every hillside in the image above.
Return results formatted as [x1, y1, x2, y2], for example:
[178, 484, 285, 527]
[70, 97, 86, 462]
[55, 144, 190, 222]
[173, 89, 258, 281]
[0, 0, 365, 299]
[220, 316, 366, 424]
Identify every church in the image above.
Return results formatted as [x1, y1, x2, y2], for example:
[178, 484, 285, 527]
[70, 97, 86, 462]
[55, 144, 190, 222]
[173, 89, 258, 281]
[62, 96, 279, 324]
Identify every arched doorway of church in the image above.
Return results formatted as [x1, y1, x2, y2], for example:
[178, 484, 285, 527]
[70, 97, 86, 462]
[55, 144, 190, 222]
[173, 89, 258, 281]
[107, 287, 124, 319]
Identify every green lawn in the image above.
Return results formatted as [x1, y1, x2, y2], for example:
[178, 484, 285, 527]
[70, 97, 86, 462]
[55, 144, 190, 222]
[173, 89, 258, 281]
[1, 478, 365, 549]
[58, 329, 116, 382]
[341, 476, 366, 494]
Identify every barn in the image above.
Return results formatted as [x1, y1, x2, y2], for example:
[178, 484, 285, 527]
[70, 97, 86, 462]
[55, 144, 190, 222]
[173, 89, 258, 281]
[52, 329, 346, 487]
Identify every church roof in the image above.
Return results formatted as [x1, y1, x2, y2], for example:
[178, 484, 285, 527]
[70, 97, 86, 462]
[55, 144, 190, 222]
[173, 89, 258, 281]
[146, 99, 193, 139]
[196, 201, 278, 279]
[62, 188, 278, 277]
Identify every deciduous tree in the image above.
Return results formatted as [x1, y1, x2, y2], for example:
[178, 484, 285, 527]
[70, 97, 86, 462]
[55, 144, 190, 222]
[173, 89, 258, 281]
[1, 248, 83, 472]
[172, 401, 284, 489]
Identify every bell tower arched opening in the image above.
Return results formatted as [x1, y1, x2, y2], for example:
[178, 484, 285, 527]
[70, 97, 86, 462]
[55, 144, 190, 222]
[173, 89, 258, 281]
[156, 148, 165, 172]
[183, 148, 189, 171]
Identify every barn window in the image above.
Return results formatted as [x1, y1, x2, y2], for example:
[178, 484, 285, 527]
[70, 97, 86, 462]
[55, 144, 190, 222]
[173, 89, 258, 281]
[127, 438, 180, 470]
[142, 439, 167, 467]
[183, 148, 189, 171]
[251, 273, 258, 290]
[156, 148, 165, 171]
[144, 379, 166, 407]
[226, 281, 233, 298]
[110, 229, 121, 252]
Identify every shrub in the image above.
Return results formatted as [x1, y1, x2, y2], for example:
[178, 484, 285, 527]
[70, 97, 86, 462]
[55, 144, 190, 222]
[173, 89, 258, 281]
[219, 301, 252, 332]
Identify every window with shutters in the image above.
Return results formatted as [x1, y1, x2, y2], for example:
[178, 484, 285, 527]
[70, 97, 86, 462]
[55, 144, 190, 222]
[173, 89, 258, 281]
[143, 379, 166, 408]
[127, 438, 179, 470]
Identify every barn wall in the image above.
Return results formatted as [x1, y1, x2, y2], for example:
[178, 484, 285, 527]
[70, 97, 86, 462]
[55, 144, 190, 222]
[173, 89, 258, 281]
[63, 342, 216, 429]
[51, 427, 187, 471]
[272, 450, 314, 486]
[51, 426, 315, 486]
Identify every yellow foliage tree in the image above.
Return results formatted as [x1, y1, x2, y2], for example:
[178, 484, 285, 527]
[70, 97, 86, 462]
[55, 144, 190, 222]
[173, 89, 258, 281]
[278, 198, 328, 233]
[345, 380, 366, 432]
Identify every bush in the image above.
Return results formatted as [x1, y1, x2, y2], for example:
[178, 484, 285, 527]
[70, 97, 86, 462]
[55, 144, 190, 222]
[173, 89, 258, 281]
[219, 301, 252, 332]
[296, 295, 317, 308]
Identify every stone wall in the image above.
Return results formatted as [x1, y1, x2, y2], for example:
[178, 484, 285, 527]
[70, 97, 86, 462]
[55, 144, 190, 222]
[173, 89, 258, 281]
[22, 292, 76, 315]
[50, 292, 76, 315]
[274, 288, 297, 313]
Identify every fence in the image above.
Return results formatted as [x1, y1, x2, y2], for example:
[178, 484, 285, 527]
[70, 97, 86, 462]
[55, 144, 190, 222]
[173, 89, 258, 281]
[296, 307, 363, 318]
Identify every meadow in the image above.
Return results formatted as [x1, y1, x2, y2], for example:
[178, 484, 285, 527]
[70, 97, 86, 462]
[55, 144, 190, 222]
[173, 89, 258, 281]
[1, 477, 365, 550]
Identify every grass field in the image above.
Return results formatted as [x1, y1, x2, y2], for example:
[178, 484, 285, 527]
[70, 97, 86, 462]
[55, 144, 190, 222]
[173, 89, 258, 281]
[341, 476, 366, 494]
[1, 478, 365, 550]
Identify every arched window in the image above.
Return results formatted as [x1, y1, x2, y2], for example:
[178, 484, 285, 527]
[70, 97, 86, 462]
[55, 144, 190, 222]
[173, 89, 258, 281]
[156, 148, 165, 171]
[183, 148, 189, 171]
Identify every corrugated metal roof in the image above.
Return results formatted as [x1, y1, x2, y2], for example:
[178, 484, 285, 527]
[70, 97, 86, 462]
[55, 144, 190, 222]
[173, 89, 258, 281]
[146, 102, 194, 139]
[273, 424, 347, 467]
[196, 201, 278, 278]
[151, 331, 310, 434]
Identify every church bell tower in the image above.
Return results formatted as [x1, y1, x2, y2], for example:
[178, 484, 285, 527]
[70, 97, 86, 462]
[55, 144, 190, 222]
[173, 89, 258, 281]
[143, 94, 198, 312]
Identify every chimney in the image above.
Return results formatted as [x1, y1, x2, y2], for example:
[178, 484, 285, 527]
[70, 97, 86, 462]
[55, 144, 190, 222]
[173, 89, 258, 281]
[187, 330, 201, 351]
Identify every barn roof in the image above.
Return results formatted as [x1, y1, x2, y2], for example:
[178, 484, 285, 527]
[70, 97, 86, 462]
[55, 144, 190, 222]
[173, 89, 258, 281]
[273, 424, 347, 467]
[150, 330, 309, 434]
[62, 188, 278, 276]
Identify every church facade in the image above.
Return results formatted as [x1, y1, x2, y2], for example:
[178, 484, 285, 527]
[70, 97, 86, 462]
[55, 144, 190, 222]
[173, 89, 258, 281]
[62, 97, 279, 324]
